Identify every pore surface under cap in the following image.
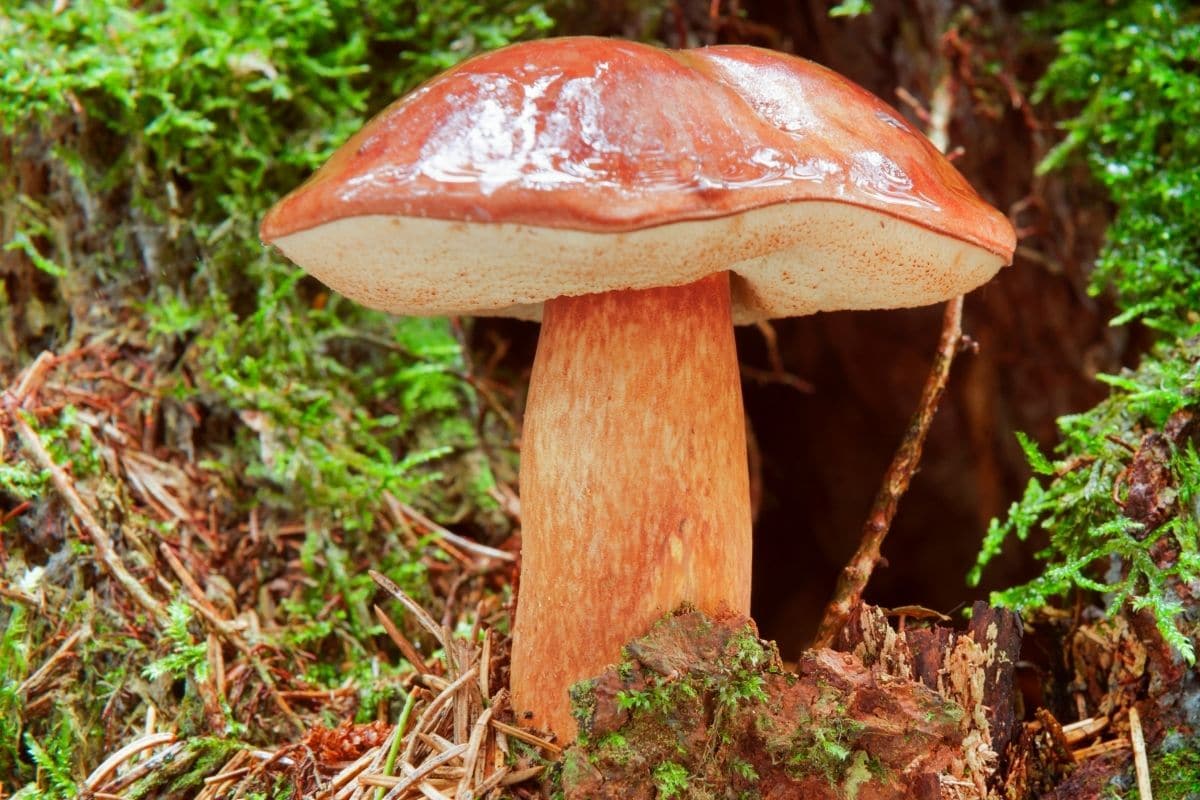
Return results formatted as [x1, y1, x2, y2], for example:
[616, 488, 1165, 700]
[261, 37, 1015, 320]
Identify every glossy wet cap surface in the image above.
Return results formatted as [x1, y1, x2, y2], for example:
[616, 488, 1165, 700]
[260, 37, 1014, 258]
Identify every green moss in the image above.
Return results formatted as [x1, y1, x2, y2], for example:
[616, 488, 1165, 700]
[1, 0, 553, 529]
[593, 732, 635, 766]
[565, 615, 784, 797]
[776, 710, 865, 784]
[971, 338, 1200, 661]
[569, 678, 598, 744]
[1119, 735, 1200, 800]
[142, 599, 208, 684]
[0, 1, 554, 793]
[0, 406, 102, 511]
[975, 0, 1200, 663]
[653, 761, 691, 799]
[124, 738, 246, 799]
[1034, 1, 1200, 335]
[1148, 740, 1200, 800]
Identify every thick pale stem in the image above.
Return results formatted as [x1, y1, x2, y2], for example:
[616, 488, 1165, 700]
[510, 272, 752, 739]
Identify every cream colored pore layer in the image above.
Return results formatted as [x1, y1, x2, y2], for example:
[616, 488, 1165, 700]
[271, 200, 1006, 324]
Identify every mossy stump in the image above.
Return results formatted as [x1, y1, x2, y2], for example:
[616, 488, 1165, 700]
[558, 607, 1016, 799]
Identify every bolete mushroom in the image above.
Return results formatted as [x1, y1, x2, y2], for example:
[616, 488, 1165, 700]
[260, 37, 1016, 739]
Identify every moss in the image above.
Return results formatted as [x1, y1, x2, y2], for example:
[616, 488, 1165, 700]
[594, 732, 635, 766]
[773, 708, 865, 784]
[0, 1, 554, 793]
[568, 678, 598, 744]
[1034, 0, 1200, 336]
[1125, 735, 1200, 800]
[973, 0, 1200, 663]
[972, 337, 1200, 661]
[653, 760, 691, 799]
[565, 615, 778, 797]
[567, 612, 902, 798]
[126, 738, 244, 799]
[1, 0, 553, 532]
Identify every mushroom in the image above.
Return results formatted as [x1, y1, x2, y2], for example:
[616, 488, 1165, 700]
[260, 37, 1016, 739]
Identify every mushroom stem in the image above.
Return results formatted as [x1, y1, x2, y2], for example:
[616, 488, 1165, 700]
[511, 271, 752, 738]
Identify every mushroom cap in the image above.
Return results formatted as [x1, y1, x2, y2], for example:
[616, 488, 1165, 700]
[261, 37, 1015, 323]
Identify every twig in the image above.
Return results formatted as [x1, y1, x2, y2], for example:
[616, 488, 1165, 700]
[1062, 715, 1109, 744]
[17, 627, 83, 697]
[1129, 707, 1153, 800]
[456, 706, 492, 799]
[1072, 737, 1130, 760]
[322, 748, 379, 798]
[159, 543, 233, 628]
[812, 64, 966, 649]
[376, 743, 468, 799]
[371, 570, 448, 647]
[203, 765, 250, 785]
[92, 741, 185, 793]
[10, 351, 57, 405]
[500, 766, 545, 785]
[5, 399, 167, 625]
[403, 667, 479, 764]
[488, 720, 562, 755]
[813, 296, 964, 648]
[387, 498, 515, 563]
[479, 630, 490, 702]
[375, 604, 429, 671]
[84, 732, 177, 790]
[0, 583, 38, 606]
[742, 320, 813, 393]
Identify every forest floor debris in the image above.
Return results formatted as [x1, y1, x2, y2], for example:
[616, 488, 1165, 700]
[3, 344, 1197, 799]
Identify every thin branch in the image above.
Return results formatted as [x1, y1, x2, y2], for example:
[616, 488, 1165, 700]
[812, 63, 967, 648]
[6, 398, 167, 625]
[813, 295, 964, 648]
[385, 497, 515, 563]
[371, 570, 447, 646]
[83, 732, 177, 791]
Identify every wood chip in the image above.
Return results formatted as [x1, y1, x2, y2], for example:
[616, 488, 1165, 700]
[1072, 737, 1131, 760]
[1062, 715, 1109, 744]
[1129, 707, 1154, 800]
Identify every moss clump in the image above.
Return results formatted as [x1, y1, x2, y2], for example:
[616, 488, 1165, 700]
[971, 336, 1200, 661]
[125, 737, 245, 799]
[1143, 736, 1200, 800]
[569, 678, 598, 745]
[1035, 1, 1200, 336]
[769, 705, 865, 784]
[1109, 734, 1200, 800]
[564, 611, 780, 798]
[0, 1, 553, 794]
[973, 0, 1200, 664]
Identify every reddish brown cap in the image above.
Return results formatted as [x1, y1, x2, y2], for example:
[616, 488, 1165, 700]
[261, 37, 1015, 322]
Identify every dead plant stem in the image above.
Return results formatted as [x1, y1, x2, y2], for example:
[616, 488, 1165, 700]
[1129, 706, 1154, 800]
[813, 295, 964, 648]
[6, 397, 168, 625]
[813, 66, 965, 649]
